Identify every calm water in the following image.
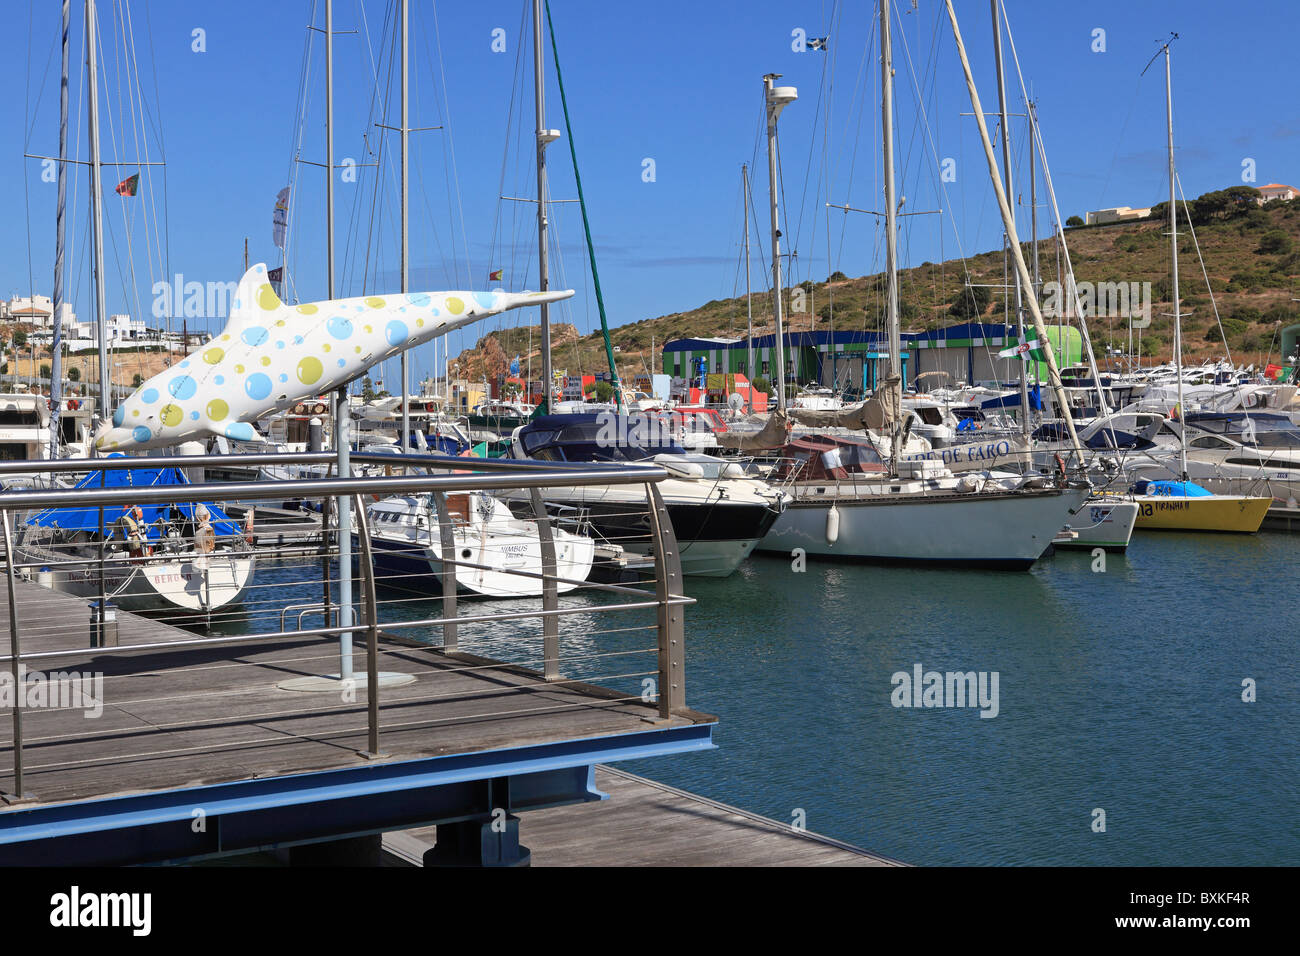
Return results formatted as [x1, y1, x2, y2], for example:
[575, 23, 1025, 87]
[220, 531, 1298, 866]
[621, 531, 1299, 865]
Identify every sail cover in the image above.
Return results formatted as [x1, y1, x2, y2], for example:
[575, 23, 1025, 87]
[717, 410, 791, 450]
[900, 436, 1031, 473]
[26, 465, 238, 538]
[786, 373, 903, 431]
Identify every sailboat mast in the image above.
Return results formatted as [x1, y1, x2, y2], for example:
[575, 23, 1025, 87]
[85, 0, 110, 423]
[49, 0, 71, 458]
[880, 2, 900, 381]
[743, 163, 754, 412]
[533, 0, 553, 413]
[1165, 44, 1188, 481]
[399, 0, 410, 448]
[942, 0, 1083, 460]
[325, 0, 335, 300]
[765, 74, 795, 411]
[991, 1, 1029, 439]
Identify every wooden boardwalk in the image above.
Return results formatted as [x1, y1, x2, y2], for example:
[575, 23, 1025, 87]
[0, 580, 889, 866]
[0, 577, 195, 654]
[383, 766, 899, 867]
[0, 579, 709, 810]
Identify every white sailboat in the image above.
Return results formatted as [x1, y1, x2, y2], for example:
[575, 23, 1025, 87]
[755, 1, 1088, 569]
[19, 465, 255, 615]
[365, 492, 594, 599]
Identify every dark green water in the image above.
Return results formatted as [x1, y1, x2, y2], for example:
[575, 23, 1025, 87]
[622, 531, 1299, 865]
[225, 530, 1297, 866]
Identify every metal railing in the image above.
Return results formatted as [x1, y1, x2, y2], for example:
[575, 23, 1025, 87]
[0, 452, 692, 799]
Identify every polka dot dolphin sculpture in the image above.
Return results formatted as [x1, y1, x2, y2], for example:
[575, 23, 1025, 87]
[94, 263, 573, 452]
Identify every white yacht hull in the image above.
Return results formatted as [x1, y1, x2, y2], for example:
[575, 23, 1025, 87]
[758, 487, 1088, 569]
[29, 549, 255, 614]
[1056, 499, 1138, 551]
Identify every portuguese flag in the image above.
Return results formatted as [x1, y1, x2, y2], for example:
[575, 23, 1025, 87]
[489, 269, 503, 282]
[115, 173, 140, 197]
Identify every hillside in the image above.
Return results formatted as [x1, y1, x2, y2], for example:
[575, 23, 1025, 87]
[454, 192, 1300, 382]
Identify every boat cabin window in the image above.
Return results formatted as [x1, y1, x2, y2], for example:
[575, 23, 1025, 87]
[1189, 436, 1232, 450]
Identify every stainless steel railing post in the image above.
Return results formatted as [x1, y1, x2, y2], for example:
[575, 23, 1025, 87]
[644, 483, 686, 718]
[96, 466, 106, 648]
[1, 509, 24, 797]
[529, 488, 560, 681]
[351, 494, 382, 758]
[431, 491, 458, 651]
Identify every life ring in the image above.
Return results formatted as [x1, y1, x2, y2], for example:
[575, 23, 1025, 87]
[68, 398, 80, 411]
[243, 509, 255, 544]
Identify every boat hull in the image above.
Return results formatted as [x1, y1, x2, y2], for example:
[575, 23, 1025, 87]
[1132, 494, 1271, 533]
[1057, 499, 1138, 551]
[757, 487, 1088, 569]
[368, 530, 595, 598]
[516, 487, 781, 578]
[32, 551, 255, 615]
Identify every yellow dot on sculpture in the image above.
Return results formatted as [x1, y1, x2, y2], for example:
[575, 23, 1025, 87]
[322, 344, 331, 352]
[131, 410, 139, 417]
[296, 304, 318, 315]
[354, 346, 361, 353]
[235, 364, 245, 374]
[364, 297, 385, 308]
[260, 356, 271, 366]
[446, 296, 464, 315]
[363, 325, 373, 334]
[416, 319, 425, 327]
[257, 284, 279, 310]
[160, 404, 183, 427]
[297, 357, 323, 385]
[221, 334, 231, 342]
[275, 319, 286, 327]
[206, 399, 229, 421]
[203, 347, 224, 364]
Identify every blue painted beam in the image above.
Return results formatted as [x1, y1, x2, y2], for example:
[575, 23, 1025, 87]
[0, 723, 714, 865]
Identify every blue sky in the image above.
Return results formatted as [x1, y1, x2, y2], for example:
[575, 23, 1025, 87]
[7, 0, 1299, 386]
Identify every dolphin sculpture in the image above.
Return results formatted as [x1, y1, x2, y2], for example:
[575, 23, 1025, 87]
[94, 263, 573, 452]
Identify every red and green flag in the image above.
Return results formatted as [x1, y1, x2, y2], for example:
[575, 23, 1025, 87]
[114, 173, 139, 197]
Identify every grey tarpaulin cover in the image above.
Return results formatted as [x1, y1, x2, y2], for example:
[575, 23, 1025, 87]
[785, 373, 902, 431]
[717, 409, 791, 450]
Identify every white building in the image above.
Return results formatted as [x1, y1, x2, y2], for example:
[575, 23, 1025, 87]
[1257, 183, 1298, 203]
[2, 294, 78, 333]
[1085, 206, 1153, 225]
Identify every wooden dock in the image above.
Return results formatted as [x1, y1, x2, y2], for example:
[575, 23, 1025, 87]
[1262, 503, 1300, 533]
[0, 580, 904, 866]
[0, 576, 723, 865]
[383, 765, 899, 866]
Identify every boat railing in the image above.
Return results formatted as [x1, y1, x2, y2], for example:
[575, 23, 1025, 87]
[0, 452, 693, 800]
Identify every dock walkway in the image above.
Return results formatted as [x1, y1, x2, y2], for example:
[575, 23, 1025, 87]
[384, 765, 899, 867]
[0, 578, 720, 864]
